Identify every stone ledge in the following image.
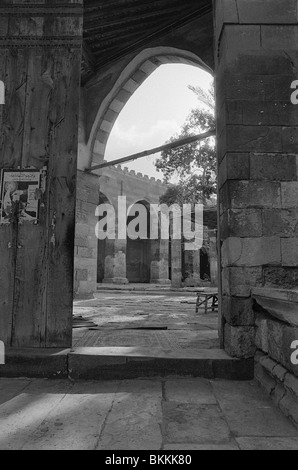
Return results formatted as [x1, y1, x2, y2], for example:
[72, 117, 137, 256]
[0, 347, 254, 381]
[0, 348, 70, 379]
[253, 287, 298, 327]
[68, 347, 254, 381]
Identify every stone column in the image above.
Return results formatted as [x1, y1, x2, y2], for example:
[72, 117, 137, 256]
[215, 0, 298, 358]
[0, 1, 83, 348]
[103, 237, 128, 284]
[171, 239, 182, 288]
[192, 250, 201, 284]
[151, 239, 171, 284]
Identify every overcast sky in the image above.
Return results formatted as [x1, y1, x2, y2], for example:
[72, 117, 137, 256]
[105, 64, 213, 179]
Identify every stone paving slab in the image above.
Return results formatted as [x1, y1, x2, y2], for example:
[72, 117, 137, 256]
[1, 378, 297, 450]
[0, 380, 74, 450]
[96, 380, 163, 450]
[236, 437, 298, 450]
[164, 443, 239, 450]
[212, 380, 298, 438]
[23, 381, 119, 450]
[164, 379, 217, 405]
[162, 403, 232, 445]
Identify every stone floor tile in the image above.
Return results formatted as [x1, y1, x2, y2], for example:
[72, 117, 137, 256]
[164, 378, 217, 404]
[23, 381, 119, 450]
[96, 380, 163, 450]
[162, 402, 232, 445]
[236, 437, 298, 450]
[212, 380, 298, 437]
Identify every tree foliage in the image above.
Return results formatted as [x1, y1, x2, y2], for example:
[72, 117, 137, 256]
[156, 84, 217, 206]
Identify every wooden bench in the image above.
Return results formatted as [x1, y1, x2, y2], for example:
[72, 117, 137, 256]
[195, 290, 219, 315]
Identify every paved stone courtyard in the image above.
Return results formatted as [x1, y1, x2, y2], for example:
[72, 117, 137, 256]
[1, 377, 298, 450]
[73, 290, 219, 351]
[1, 290, 298, 450]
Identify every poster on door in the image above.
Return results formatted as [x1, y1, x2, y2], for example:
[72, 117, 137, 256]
[0, 169, 41, 224]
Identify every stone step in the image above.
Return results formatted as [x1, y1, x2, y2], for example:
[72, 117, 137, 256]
[68, 347, 254, 381]
[0, 347, 254, 381]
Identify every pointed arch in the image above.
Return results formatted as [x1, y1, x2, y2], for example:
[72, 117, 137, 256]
[87, 47, 213, 169]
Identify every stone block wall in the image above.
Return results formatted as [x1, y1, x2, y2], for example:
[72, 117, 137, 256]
[254, 288, 298, 427]
[215, 0, 298, 358]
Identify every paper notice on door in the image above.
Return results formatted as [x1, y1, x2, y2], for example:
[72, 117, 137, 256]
[0, 169, 41, 224]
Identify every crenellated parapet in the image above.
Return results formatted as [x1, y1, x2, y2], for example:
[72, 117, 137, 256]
[98, 161, 166, 187]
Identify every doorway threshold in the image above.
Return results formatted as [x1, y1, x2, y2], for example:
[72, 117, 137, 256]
[0, 347, 254, 381]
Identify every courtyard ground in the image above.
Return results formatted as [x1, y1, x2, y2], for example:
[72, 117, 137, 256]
[1, 289, 298, 450]
[1, 377, 298, 450]
[73, 289, 219, 351]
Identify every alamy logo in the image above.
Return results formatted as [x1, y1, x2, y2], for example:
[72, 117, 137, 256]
[0, 81, 5, 105]
[291, 81, 298, 105]
[0, 341, 5, 365]
[291, 341, 298, 366]
[95, 197, 203, 251]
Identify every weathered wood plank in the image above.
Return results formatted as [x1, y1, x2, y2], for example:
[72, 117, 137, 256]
[0, 47, 20, 347]
[11, 51, 50, 347]
[0, 50, 28, 168]
[0, 48, 13, 346]
[0, 224, 16, 346]
[45, 48, 81, 347]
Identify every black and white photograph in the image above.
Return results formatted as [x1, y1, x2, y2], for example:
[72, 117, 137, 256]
[0, 0, 298, 454]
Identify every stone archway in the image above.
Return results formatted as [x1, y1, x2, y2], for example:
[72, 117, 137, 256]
[78, 48, 213, 291]
[86, 46, 213, 171]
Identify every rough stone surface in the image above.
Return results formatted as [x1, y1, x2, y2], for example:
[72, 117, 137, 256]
[222, 296, 255, 326]
[281, 182, 298, 209]
[220, 209, 262, 239]
[220, 181, 281, 213]
[221, 237, 281, 267]
[255, 316, 269, 354]
[218, 153, 250, 188]
[281, 239, 298, 267]
[250, 154, 297, 181]
[255, 352, 298, 429]
[263, 267, 298, 289]
[224, 325, 256, 358]
[222, 266, 263, 297]
[262, 210, 298, 237]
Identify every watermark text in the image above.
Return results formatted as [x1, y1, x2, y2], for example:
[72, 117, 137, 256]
[95, 197, 203, 251]
[291, 340, 298, 366]
[0, 81, 4, 105]
[0, 341, 5, 365]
